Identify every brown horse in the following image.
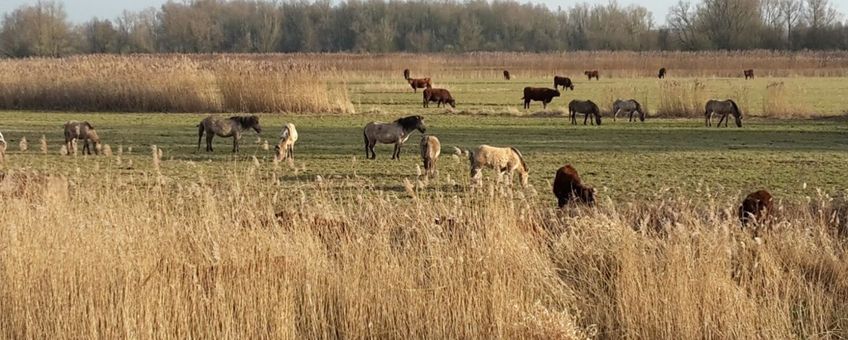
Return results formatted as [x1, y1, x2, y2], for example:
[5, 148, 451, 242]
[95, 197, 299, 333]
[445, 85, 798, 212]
[403, 68, 410, 80]
[64, 121, 101, 155]
[744, 69, 754, 79]
[584, 70, 599, 80]
[408, 78, 432, 92]
[503, 70, 511, 80]
[553, 164, 595, 207]
[739, 190, 773, 229]
[658, 67, 666, 79]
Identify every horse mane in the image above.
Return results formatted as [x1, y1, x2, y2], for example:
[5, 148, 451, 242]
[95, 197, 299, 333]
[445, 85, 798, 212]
[728, 99, 742, 117]
[85, 122, 94, 129]
[395, 115, 423, 131]
[510, 147, 528, 172]
[230, 115, 258, 128]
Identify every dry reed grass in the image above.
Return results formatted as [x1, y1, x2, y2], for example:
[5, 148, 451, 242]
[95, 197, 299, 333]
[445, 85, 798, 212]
[0, 167, 845, 339]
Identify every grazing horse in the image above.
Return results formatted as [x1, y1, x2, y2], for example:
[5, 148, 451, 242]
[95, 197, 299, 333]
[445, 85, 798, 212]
[0, 131, 6, 162]
[197, 115, 262, 153]
[553, 76, 574, 91]
[553, 164, 595, 207]
[612, 99, 645, 122]
[584, 70, 599, 80]
[403, 68, 410, 80]
[704, 99, 742, 127]
[503, 70, 511, 80]
[274, 123, 298, 162]
[63, 121, 101, 155]
[468, 145, 528, 187]
[408, 78, 432, 92]
[420, 135, 441, 177]
[739, 190, 773, 230]
[568, 100, 602, 125]
[363, 115, 426, 160]
[658, 67, 666, 79]
[744, 69, 754, 79]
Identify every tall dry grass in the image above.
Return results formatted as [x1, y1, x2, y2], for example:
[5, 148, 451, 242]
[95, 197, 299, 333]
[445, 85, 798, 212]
[655, 79, 707, 117]
[0, 55, 354, 114]
[0, 165, 846, 339]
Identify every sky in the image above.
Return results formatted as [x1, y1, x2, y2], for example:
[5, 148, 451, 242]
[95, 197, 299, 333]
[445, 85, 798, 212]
[0, 0, 845, 26]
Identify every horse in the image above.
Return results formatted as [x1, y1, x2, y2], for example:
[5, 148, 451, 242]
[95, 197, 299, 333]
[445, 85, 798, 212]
[468, 145, 528, 187]
[403, 68, 410, 80]
[744, 69, 754, 79]
[612, 99, 645, 122]
[553, 164, 595, 207]
[63, 121, 101, 155]
[739, 190, 774, 232]
[363, 115, 426, 160]
[704, 99, 742, 127]
[503, 70, 511, 80]
[197, 115, 262, 153]
[274, 123, 298, 162]
[420, 135, 441, 177]
[0, 131, 6, 162]
[658, 67, 666, 79]
[568, 100, 602, 125]
[584, 70, 599, 80]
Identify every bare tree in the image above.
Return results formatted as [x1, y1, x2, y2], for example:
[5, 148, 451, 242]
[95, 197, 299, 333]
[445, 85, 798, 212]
[0, 0, 72, 57]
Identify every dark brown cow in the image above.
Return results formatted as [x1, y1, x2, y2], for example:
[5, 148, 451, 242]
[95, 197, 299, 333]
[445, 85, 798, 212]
[584, 70, 599, 80]
[744, 69, 754, 79]
[522, 87, 560, 109]
[739, 190, 773, 228]
[503, 70, 511, 80]
[553, 164, 595, 208]
[408, 78, 432, 92]
[403, 69, 410, 80]
[553, 76, 574, 91]
[658, 67, 666, 79]
[423, 88, 456, 108]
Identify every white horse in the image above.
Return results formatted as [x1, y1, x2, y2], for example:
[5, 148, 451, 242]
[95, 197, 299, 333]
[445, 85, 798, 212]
[363, 115, 426, 160]
[468, 145, 529, 187]
[612, 99, 645, 122]
[275, 123, 298, 161]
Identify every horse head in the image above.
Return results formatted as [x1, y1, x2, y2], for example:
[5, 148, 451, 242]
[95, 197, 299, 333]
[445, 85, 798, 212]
[397, 115, 426, 133]
[245, 115, 262, 133]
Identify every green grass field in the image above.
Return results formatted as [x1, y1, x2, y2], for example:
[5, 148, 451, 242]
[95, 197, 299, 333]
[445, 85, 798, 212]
[1, 110, 845, 202]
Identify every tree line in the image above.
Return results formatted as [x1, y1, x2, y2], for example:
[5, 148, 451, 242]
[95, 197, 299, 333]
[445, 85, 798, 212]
[0, 0, 845, 57]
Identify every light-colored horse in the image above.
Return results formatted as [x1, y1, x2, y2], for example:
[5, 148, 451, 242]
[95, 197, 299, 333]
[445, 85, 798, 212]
[275, 123, 298, 161]
[363, 115, 426, 160]
[63, 121, 101, 155]
[420, 135, 440, 177]
[0, 131, 6, 162]
[468, 145, 529, 187]
[612, 99, 645, 122]
[704, 99, 742, 127]
[197, 115, 262, 153]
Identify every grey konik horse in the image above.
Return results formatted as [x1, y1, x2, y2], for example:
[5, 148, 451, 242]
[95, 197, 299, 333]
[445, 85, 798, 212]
[64, 121, 102, 155]
[612, 99, 645, 122]
[363, 115, 426, 160]
[568, 100, 602, 125]
[197, 115, 262, 152]
[704, 99, 742, 127]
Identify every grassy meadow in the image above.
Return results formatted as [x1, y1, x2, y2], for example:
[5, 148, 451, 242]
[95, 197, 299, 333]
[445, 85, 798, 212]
[1, 52, 847, 339]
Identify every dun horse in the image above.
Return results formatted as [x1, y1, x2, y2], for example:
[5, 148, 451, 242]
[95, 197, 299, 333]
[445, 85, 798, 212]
[363, 115, 426, 160]
[63, 121, 101, 155]
[568, 100, 602, 125]
[275, 123, 298, 162]
[612, 99, 645, 122]
[196, 115, 262, 153]
[704, 99, 742, 127]
[468, 145, 528, 187]
[420, 135, 441, 177]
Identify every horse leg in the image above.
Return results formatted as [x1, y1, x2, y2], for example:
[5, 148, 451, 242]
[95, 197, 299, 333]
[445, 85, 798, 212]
[613, 109, 619, 122]
[206, 134, 214, 152]
[583, 113, 589, 125]
[705, 112, 711, 127]
[571, 111, 576, 125]
[717, 113, 726, 128]
[289, 145, 294, 160]
[369, 142, 377, 160]
[197, 125, 204, 152]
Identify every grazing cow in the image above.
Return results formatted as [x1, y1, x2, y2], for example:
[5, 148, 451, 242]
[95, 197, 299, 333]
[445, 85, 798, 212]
[274, 123, 298, 162]
[197, 115, 262, 153]
[739, 190, 773, 228]
[522, 87, 560, 109]
[420, 135, 441, 177]
[744, 69, 754, 79]
[553, 76, 574, 91]
[423, 88, 456, 108]
[612, 99, 645, 122]
[704, 99, 742, 127]
[468, 145, 528, 187]
[503, 70, 511, 80]
[363, 115, 426, 160]
[0, 131, 6, 162]
[552, 164, 595, 207]
[584, 70, 599, 80]
[403, 68, 410, 80]
[658, 67, 666, 79]
[568, 100, 602, 125]
[408, 78, 432, 92]
[63, 121, 101, 155]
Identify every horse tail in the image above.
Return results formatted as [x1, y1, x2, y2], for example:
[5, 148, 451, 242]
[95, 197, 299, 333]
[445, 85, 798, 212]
[510, 147, 528, 173]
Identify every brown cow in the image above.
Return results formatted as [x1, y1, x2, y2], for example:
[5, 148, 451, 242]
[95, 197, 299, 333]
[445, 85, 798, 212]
[423, 88, 456, 108]
[658, 67, 666, 79]
[584, 70, 599, 80]
[522, 87, 560, 109]
[403, 68, 410, 80]
[408, 78, 432, 92]
[503, 70, 511, 80]
[739, 190, 773, 228]
[553, 76, 574, 91]
[744, 69, 754, 79]
[553, 164, 595, 208]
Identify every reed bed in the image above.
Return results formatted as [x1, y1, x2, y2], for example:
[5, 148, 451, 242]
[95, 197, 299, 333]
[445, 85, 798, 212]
[0, 164, 845, 339]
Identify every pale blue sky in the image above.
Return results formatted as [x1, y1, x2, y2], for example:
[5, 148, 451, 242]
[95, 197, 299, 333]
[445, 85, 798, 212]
[0, 0, 845, 26]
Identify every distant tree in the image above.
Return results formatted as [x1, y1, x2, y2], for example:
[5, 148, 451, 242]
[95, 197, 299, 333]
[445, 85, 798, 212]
[0, 0, 73, 57]
[80, 18, 119, 53]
